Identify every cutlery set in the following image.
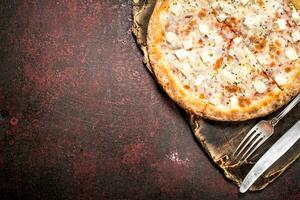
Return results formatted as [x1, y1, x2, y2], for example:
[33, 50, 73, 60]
[234, 94, 300, 192]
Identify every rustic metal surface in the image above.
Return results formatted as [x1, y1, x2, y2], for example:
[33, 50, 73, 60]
[0, 0, 299, 199]
[133, 0, 300, 192]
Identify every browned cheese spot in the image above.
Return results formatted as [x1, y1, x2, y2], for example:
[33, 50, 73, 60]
[249, 36, 258, 43]
[214, 57, 224, 70]
[225, 85, 241, 93]
[183, 85, 190, 90]
[257, 0, 265, 7]
[275, 40, 282, 47]
[238, 97, 251, 107]
[198, 39, 203, 45]
[199, 93, 205, 99]
[276, 50, 282, 55]
[255, 38, 267, 51]
[225, 17, 239, 30]
[198, 9, 207, 18]
[269, 61, 276, 68]
[211, 9, 217, 16]
[285, 67, 292, 72]
[227, 55, 234, 63]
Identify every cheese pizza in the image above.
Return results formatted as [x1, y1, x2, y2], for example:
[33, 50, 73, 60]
[147, 0, 300, 121]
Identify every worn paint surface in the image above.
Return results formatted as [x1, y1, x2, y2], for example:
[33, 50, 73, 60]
[0, 0, 299, 199]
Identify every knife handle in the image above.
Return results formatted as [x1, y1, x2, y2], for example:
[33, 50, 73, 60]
[270, 94, 300, 126]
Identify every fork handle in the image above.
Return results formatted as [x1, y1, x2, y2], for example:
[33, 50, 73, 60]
[270, 93, 300, 126]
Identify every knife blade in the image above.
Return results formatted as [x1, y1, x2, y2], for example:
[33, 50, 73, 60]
[240, 120, 300, 193]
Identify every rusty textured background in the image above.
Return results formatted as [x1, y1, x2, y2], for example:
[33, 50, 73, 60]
[0, 0, 299, 199]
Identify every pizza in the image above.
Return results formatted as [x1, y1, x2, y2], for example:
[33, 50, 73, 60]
[147, 0, 300, 121]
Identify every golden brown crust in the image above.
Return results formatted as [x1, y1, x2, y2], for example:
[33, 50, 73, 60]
[147, 0, 297, 121]
[281, 60, 300, 97]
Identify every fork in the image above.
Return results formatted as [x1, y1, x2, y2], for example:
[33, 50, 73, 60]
[232, 93, 300, 163]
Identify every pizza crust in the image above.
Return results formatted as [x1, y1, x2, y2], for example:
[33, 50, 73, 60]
[281, 60, 300, 97]
[147, 0, 298, 121]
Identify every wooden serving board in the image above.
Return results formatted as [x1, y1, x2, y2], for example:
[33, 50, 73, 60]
[132, 0, 300, 191]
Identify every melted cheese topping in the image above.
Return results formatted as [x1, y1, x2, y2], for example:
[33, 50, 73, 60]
[211, 0, 300, 87]
[157, 0, 299, 110]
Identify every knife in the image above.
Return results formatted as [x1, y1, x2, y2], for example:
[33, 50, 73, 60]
[240, 120, 300, 193]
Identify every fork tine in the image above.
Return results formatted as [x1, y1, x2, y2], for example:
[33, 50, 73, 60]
[240, 136, 269, 163]
[232, 127, 258, 157]
[234, 131, 258, 158]
[239, 134, 263, 161]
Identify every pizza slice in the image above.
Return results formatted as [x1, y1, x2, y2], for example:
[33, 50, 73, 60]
[242, 6, 300, 96]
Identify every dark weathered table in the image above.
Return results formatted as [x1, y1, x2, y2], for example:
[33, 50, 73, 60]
[0, 1, 299, 199]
